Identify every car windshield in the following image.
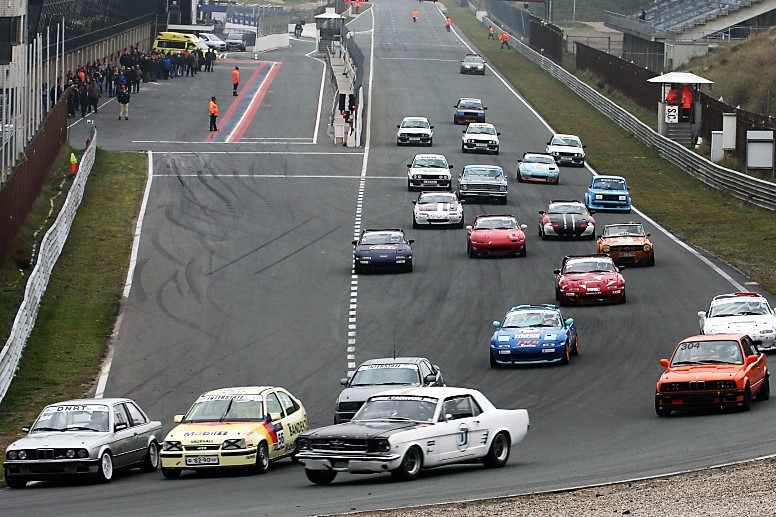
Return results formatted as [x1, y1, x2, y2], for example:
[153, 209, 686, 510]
[474, 217, 517, 230]
[551, 136, 582, 147]
[592, 178, 626, 191]
[548, 203, 585, 215]
[31, 404, 111, 433]
[349, 364, 420, 386]
[361, 232, 404, 245]
[401, 119, 429, 129]
[671, 339, 744, 365]
[564, 259, 616, 273]
[709, 299, 770, 317]
[503, 310, 561, 328]
[463, 55, 483, 64]
[457, 100, 483, 110]
[603, 224, 645, 237]
[467, 125, 496, 135]
[418, 193, 457, 204]
[412, 157, 448, 168]
[353, 395, 438, 422]
[463, 167, 503, 179]
[183, 395, 264, 422]
[524, 155, 555, 164]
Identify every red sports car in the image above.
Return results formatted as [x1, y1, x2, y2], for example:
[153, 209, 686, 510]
[554, 254, 625, 305]
[655, 333, 769, 417]
[466, 215, 527, 258]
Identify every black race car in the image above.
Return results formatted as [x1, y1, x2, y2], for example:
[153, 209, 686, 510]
[460, 54, 486, 75]
[352, 229, 414, 273]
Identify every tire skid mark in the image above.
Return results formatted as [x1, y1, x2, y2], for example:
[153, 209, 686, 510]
[253, 224, 342, 276]
[151, 228, 187, 268]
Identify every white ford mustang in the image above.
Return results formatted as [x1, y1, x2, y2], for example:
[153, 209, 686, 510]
[296, 387, 529, 484]
[698, 292, 776, 351]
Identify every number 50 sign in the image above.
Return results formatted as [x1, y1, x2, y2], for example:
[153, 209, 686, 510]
[665, 105, 679, 124]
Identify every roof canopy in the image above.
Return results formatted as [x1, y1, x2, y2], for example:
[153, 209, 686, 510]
[647, 71, 713, 84]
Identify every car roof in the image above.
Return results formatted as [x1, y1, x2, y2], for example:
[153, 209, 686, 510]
[458, 97, 482, 102]
[549, 199, 584, 205]
[363, 228, 404, 234]
[507, 304, 560, 313]
[563, 254, 613, 264]
[466, 123, 494, 128]
[359, 357, 429, 366]
[402, 116, 429, 121]
[711, 292, 767, 303]
[605, 222, 642, 228]
[552, 133, 580, 139]
[475, 214, 516, 220]
[368, 386, 481, 399]
[523, 152, 554, 158]
[199, 386, 278, 397]
[464, 164, 503, 171]
[48, 398, 133, 406]
[413, 153, 447, 159]
[593, 175, 627, 181]
[679, 334, 747, 342]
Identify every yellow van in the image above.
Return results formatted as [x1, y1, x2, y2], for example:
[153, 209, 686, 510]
[152, 32, 211, 53]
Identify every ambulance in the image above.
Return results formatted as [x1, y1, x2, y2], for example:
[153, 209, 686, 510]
[152, 31, 211, 53]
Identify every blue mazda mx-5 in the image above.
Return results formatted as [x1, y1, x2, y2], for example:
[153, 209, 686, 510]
[353, 229, 414, 274]
[490, 304, 578, 367]
[584, 175, 632, 212]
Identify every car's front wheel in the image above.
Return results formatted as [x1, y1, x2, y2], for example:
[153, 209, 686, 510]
[405, 260, 413, 273]
[253, 442, 270, 474]
[560, 342, 571, 365]
[139, 441, 159, 472]
[407, 179, 414, 191]
[742, 385, 753, 411]
[482, 432, 510, 468]
[96, 451, 113, 483]
[162, 467, 182, 479]
[392, 446, 423, 481]
[756, 373, 770, 401]
[412, 216, 419, 229]
[306, 469, 337, 485]
[571, 336, 579, 356]
[4, 473, 26, 489]
[655, 400, 671, 417]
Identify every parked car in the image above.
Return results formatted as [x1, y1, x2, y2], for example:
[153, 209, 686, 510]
[199, 33, 226, 51]
[225, 33, 247, 51]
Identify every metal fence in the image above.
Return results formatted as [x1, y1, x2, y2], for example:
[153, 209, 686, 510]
[0, 127, 97, 404]
[341, 25, 365, 91]
[477, 9, 776, 210]
[484, 0, 563, 63]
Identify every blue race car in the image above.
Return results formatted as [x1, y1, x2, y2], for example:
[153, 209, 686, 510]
[584, 175, 631, 212]
[516, 152, 560, 184]
[453, 97, 487, 125]
[353, 229, 414, 274]
[490, 304, 578, 367]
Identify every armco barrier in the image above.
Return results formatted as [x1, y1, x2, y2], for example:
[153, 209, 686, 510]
[482, 9, 776, 211]
[0, 128, 98, 404]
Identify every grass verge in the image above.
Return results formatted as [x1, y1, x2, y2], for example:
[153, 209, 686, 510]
[443, 0, 776, 291]
[0, 149, 146, 470]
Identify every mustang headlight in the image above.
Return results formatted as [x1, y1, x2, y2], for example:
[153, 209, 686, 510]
[297, 437, 310, 450]
[7, 450, 18, 460]
[499, 186, 506, 192]
[601, 244, 610, 252]
[368, 439, 391, 453]
[643, 244, 652, 252]
[163, 441, 183, 451]
[460, 184, 467, 190]
[222, 438, 246, 450]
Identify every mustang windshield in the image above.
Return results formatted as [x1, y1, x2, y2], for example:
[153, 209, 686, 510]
[463, 167, 503, 179]
[551, 136, 582, 147]
[184, 396, 264, 422]
[604, 224, 644, 237]
[361, 232, 404, 245]
[592, 178, 626, 190]
[709, 300, 770, 317]
[349, 364, 420, 386]
[32, 404, 111, 432]
[671, 340, 744, 365]
[353, 395, 438, 422]
[503, 311, 561, 328]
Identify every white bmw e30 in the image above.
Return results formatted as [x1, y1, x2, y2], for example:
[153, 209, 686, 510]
[296, 386, 529, 484]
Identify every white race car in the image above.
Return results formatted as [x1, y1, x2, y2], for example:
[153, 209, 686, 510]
[407, 153, 453, 191]
[412, 191, 464, 228]
[698, 292, 776, 351]
[545, 133, 585, 167]
[397, 116, 433, 146]
[461, 122, 500, 154]
[296, 387, 529, 484]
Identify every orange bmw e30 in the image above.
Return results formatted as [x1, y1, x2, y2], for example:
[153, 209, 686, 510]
[596, 222, 654, 266]
[655, 334, 769, 417]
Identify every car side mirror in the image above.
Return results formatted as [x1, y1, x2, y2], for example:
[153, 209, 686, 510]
[173, 414, 184, 424]
[430, 125, 435, 129]
[462, 130, 466, 134]
[588, 210, 596, 215]
[423, 374, 437, 385]
[496, 132, 501, 135]
[565, 318, 574, 327]
[340, 377, 349, 385]
[411, 200, 417, 204]
[745, 355, 758, 366]
[597, 234, 602, 239]
[697, 311, 706, 318]
[492, 320, 501, 329]
[408, 239, 415, 244]
[352, 239, 358, 245]
[445, 413, 454, 422]
[114, 422, 128, 432]
[449, 165, 454, 169]
[396, 125, 401, 128]
[268, 412, 282, 422]
[553, 269, 561, 274]
[520, 224, 527, 229]
[517, 159, 522, 163]
[617, 265, 625, 271]
[483, 107, 488, 110]
[406, 163, 412, 168]
[21, 426, 30, 433]
[582, 144, 587, 148]
[646, 232, 651, 236]
[660, 358, 670, 367]
[465, 225, 472, 230]
[539, 211, 546, 215]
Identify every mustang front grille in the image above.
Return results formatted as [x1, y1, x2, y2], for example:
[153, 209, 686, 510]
[337, 401, 364, 412]
[310, 439, 369, 452]
[463, 183, 502, 191]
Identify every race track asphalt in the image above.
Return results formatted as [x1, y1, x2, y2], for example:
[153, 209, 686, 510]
[4, 3, 775, 516]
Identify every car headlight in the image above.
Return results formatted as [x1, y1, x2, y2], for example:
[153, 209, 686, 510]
[163, 441, 183, 451]
[477, 65, 484, 69]
[601, 244, 610, 252]
[499, 186, 506, 192]
[466, 139, 475, 143]
[368, 439, 391, 453]
[595, 194, 602, 200]
[7, 450, 17, 460]
[222, 438, 246, 450]
[643, 244, 652, 252]
[619, 195, 627, 201]
[66, 449, 76, 459]
[297, 437, 310, 450]
[78, 449, 88, 458]
[18, 450, 27, 460]
[413, 174, 421, 179]
[460, 184, 467, 190]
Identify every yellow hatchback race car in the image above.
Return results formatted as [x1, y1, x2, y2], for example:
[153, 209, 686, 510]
[159, 386, 307, 478]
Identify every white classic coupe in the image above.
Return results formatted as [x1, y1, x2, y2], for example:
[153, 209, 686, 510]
[296, 387, 529, 484]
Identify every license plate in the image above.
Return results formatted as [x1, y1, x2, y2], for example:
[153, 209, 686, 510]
[186, 456, 219, 466]
[619, 252, 636, 257]
[409, 137, 420, 140]
[498, 350, 511, 354]
[422, 181, 438, 185]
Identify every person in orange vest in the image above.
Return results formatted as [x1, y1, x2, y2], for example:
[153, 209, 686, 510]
[354, 0, 360, 13]
[209, 96, 219, 131]
[681, 84, 693, 109]
[232, 66, 240, 96]
[665, 84, 680, 105]
[488, 26, 495, 40]
[445, 16, 452, 32]
[499, 31, 509, 49]
[412, 8, 418, 22]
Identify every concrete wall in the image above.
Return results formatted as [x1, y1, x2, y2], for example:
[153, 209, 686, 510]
[254, 33, 289, 52]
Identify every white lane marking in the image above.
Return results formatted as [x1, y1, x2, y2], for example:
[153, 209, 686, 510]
[148, 150, 363, 155]
[377, 57, 459, 61]
[346, 8, 376, 377]
[95, 150, 155, 398]
[448, 10, 746, 291]
[225, 63, 278, 143]
[132, 140, 318, 145]
[306, 47, 328, 145]
[151, 174, 404, 179]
